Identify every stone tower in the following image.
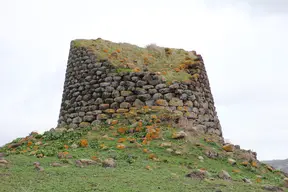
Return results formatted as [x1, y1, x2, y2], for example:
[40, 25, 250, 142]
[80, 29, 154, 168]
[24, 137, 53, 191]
[57, 38, 222, 138]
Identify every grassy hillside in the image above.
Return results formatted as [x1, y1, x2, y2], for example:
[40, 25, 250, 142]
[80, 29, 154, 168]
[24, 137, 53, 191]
[1, 109, 287, 192]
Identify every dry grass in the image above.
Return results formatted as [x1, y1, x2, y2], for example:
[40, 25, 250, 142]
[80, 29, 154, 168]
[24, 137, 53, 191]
[72, 38, 200, 82]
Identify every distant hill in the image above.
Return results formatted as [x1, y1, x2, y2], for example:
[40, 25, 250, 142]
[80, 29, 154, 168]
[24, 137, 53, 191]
[263, 159, 288, 173]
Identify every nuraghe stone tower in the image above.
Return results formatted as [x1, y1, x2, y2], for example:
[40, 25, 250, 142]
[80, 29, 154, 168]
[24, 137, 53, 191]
[57, 38, 222, 138]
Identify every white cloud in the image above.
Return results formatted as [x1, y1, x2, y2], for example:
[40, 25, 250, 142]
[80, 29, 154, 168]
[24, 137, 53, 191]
[0, 0, 287, 160]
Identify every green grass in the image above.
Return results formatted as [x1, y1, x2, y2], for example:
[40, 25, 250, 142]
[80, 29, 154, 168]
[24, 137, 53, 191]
[0, 154, 278, 192]
[71, 38, 201, 83]
[1, 111, 287, 192]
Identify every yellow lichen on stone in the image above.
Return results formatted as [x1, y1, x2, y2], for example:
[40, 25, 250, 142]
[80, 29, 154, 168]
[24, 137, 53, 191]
[241, 161, 249, 166]
[222, 144, 234, 152]
[104, 109, 115, 113]
[251, 161, 258, 168]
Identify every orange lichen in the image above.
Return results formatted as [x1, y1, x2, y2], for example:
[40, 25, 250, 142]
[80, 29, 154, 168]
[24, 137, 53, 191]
[117, 127, 127, 134]
[232, 169, 241, 173]
[222, 144, 234, 152]
[151, 132, 159, 139]
[117, 138, 126, 143]
[164, 48, 172, 55]
[179, 64, 186, 70]
[143, 148, 149, 153]
[137, 121, 143, 127]
[174, 68, 181, 72]
[251, 161, 258, 168]
[111, 120, 118, 125]
[143, 57, 149, 65]
[155, 99, 167, 106]
[100, 144, 108, 149]
[133, 68, 140, 72]
[127, 137, 136, 143]
[256, 178, 262, 183]
[142, 138, 149, 145]
[135, 127, 141, 132]
[80, 139, 88, 147]
[116, 144, 126, 149]
[192, 73, 200, 80]
[146, 125, 153, 130]
[154, 119, 161, 123]
[103, 49, 108, 53]
[91, 156, 98, 161]
[241, 161, 249, 166]
[64, 145, 69, 149]
[151, 115, 157, 119]
[145, 165, 152, 170]
[148, 153, 156, 159]
[27, 141, 33, 147]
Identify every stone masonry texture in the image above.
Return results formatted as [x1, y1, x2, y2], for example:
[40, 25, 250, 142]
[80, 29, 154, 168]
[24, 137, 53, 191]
[57, 40, 223, 137]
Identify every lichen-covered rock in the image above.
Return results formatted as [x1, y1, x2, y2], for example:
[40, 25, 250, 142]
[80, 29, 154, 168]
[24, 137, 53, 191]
[116, 108, 129, 113]
[97, 114, 109, 120]
[99, 104, 110, 110]
[79, 159, 97, 165]
[133, 99, 145, 108]
[222, 144, 234, 152]
[155, 99, 168, 106]
[186, 169, 210, 180]
[102, 158, 116, 168]
[83, 116, 95, 122]
[242, 178, 252, 184]
[284, 178, 288, 188]
[160, 142, 172, 147]
[121, 91, 132, 96]
[218, 170, 231, 180]
[262, 185, 284, 192]
[0, 159, 8, 165]
[79, 122, 91, 128]
[169, 98, 183, 106]
[205, 150, 219, 159]
[228, 158, 236, 165]
[104, 109, 115, 113]
[120, 102, 131, 109]
[72, 117, 82, 124]
[172, 131, 187, 139]
[55, 127, 67, 133]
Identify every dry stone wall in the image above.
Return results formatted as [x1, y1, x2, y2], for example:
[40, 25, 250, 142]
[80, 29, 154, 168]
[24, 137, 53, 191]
[57, 42, 222, 137]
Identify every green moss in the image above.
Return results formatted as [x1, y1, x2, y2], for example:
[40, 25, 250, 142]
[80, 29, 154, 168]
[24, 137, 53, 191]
[71, 40, 82, 48]
[116, 68, 133, 73]
[71, 38, 201, 83]
[163, 71, 191, 83]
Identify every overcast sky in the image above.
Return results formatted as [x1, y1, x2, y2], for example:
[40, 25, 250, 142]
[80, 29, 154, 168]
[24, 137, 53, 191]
[0, 0, 287, 161]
